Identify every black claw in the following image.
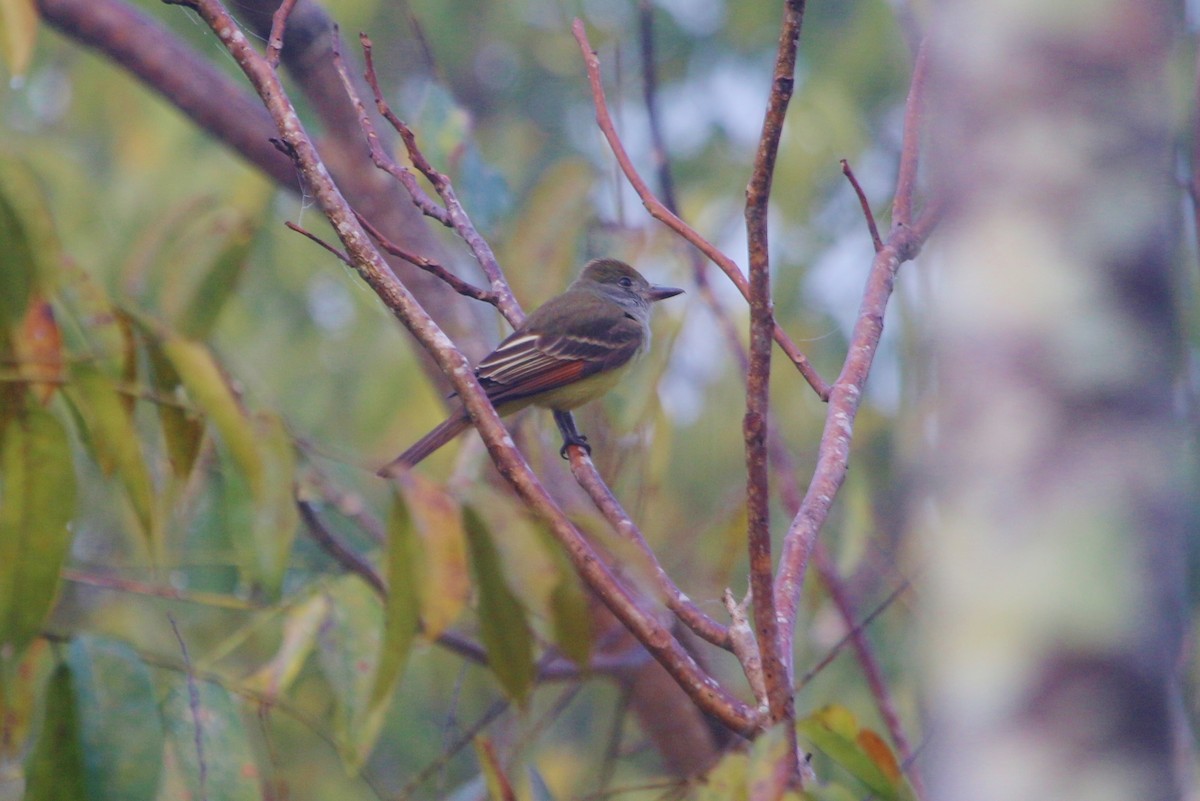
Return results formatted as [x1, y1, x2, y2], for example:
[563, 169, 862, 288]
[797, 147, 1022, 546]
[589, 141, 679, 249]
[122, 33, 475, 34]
[553, 410, 591, 459]
[559, 433, 591, 459]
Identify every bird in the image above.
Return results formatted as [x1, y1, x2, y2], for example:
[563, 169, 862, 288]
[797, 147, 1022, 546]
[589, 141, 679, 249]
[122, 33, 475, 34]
[377, 258, 683, 475]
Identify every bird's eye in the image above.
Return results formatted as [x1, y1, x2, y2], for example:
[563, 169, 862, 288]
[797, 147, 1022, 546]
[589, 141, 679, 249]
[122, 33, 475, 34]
[619, 276, 633, 288]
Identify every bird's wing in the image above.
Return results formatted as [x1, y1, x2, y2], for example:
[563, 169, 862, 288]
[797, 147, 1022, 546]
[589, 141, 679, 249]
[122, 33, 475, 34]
[476, 293, 644, 406]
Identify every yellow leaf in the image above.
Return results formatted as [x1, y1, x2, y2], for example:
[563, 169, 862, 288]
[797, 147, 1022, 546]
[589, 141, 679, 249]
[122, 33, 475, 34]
[0, 0, 38, 80]
[393, 471, 468, 638]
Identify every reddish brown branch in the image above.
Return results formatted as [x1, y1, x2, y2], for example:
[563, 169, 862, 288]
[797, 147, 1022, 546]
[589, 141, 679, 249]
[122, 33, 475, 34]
[358, 34, 525, 326]
[264, 0, 298, 69]
[166, 0, 754, 735]
[327, 32, 454, 228]
[572, 19, 831, 401]
[567, 451, 732, 649]
[743, 0, 806, 775]
[892, 39, 929, 229]
[841, 159, 883, 252]
[355, 212, 498, 305]
[285, 220, 353, 267]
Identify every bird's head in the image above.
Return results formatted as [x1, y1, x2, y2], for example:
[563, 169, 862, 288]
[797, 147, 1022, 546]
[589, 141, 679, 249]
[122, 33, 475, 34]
[579, 259, 684, 305]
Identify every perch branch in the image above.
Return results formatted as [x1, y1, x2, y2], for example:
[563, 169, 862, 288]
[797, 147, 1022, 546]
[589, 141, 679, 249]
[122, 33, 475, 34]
[162, 0, 755, 734]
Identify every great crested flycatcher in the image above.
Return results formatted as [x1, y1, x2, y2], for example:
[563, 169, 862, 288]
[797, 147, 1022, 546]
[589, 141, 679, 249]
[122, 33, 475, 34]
[378, 259, 683, 474]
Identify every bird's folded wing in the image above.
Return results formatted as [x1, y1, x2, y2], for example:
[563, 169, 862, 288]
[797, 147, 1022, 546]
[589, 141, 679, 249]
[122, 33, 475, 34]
[477, 318, 643, 406]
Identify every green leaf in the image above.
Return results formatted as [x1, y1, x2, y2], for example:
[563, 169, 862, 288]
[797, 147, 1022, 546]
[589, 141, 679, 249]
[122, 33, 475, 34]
[0, 404, 76, 655]
[465, 507, 535, 704]
[143, 334, 204, 480]
[66, 364, 155, 547]
[796, 705, 915, 801]
[245, 412, 298, 598]
[393, 470, 468, 638]
[474, 736, 515, 801]
[0, 638, 54, 767]
[66, 636, 163, 801]
[244, 591, 328, 697]
[162, 336, 263, 496]
[24, 663, 87, 801]
[0, 153, 59, 329]
[161, 677, 259, 801]
[315, 574, 387, 771]
[539, 525, 591, 667]
[365, 493, 421, 730]
[695, 750, 749, 801]
[175, 215, 257, 340]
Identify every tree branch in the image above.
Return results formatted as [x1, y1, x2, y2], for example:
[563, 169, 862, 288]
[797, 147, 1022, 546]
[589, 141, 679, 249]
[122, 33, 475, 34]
[572, 19, 831, 401]
[162, 0, 755, 735]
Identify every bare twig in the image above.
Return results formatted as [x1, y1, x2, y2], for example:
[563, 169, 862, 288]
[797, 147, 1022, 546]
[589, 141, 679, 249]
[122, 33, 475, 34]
[773, 35, 936, 683]
[572, 19, 831, 401]
[355, 211, 498, 305]
[724, 589, 766, 710]
[359, 34, 524, 326]
[168, 614, 209, 801]
[297, 498, 387, 596]
[264, 0, 298, 69]
[795, 578, 911, 690]
[327, 31, 454, 228]
[567, 450, 732, 649]
[285, 220, 353, 267]
[840, 159, 883, 252]
[892, 39, 928, 229]
[743, 0, 806, 777]
[165, 0, 754, 733]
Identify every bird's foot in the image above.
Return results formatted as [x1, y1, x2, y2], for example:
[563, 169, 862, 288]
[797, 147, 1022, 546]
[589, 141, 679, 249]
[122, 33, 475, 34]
[559, 433, 591, 459]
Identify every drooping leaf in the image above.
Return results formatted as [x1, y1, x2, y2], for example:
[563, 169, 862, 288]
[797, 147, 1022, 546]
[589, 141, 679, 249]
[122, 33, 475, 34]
[66, 364, 155, 546]
[0, 637, 53, 767]
[315, 574, 387, 771]
[176, 215, 257, 340]
[162, 677, 259, 801]
[66, 636, 163, 801]
[363, 492, 421, 739]
[143, 333, 204, 480]
[0, 153, 59, 329]
[464, 507, 535, 704]
[161, 336, 263, 496]
[244, 591, 328, 697]
[538, 524, 592, 667]
[392, 470, 468, 638]
[12, 296, 63, 405]
[24, 663, 87, 801]
[244, 412, 298, 598]
[0, 0, 38, 80]
[695, 750, 749, 801]
[0, 404, 76, 655]
[796, 705, 915, 801]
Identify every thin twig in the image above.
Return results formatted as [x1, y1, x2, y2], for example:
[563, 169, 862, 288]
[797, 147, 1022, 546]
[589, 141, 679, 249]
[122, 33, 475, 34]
[297, 498, 387, 596]
[355, 211, 498, 304]
[795, 578, 911, 690]
[567, 450, 732, 649]
[359, 34, 524, 326]
[168, 614, 209, 801]
[285, 220, 353, 266]
[572, 19, 831, 401]
[327, 30, 454, 228]
[892, 39, 928, 229]
[840, 159, 883, 252]
[264, 0, 298, 69]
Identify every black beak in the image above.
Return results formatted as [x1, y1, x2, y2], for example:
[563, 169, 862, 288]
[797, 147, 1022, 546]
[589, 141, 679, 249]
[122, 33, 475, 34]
[648, 284, 684, 302]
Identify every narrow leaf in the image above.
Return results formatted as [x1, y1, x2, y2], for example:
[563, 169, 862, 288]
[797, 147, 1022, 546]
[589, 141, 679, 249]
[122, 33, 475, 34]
[0, 0, 38, 80]
[465, 507, 535, 704]
[143, 334, 204, 480]
[244, 591, 328, 697]
[162, 336, 263, 496]
[0, 153, 59, 328]
[0, 404, 76, 654]
[176, 216, 256, 340]
[365, 493, 421, 727]
[315, 575, 386, 771]
[66, 636, 163, 801]
[394, 470, 468, 638]
[797, 705, 915, 801]
[24, 663, 87, 801]
[66, 365, 154, 543]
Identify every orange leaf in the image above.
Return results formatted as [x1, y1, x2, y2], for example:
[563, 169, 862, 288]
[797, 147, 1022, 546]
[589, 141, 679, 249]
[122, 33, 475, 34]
[857, 728, 902, 782]
[13, 297, 62, 405]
